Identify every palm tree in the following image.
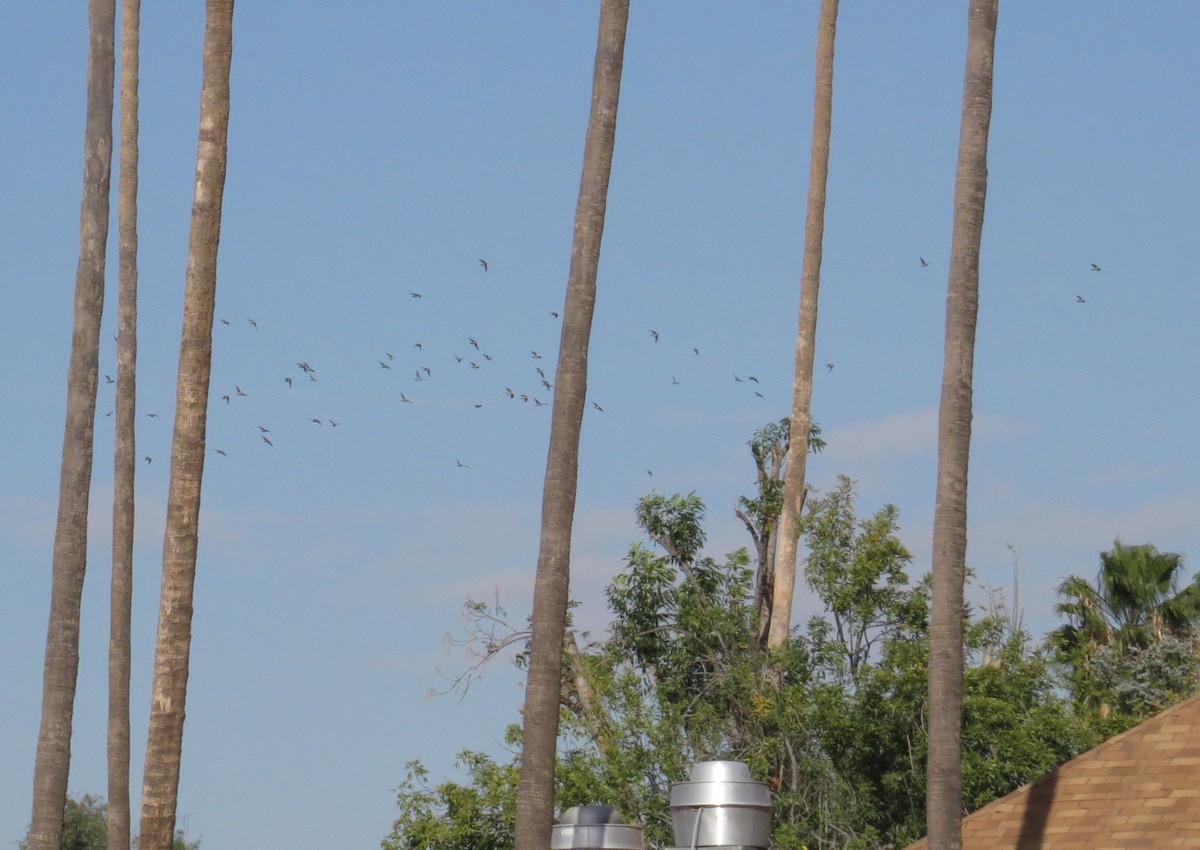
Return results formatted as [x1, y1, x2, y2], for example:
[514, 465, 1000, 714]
[927, 2, 998, 848]
[27, 2, 115, 848]
[1055, 540, 1198, 655]
[137, 2, 234, 848]
[108, 0, 140, 847]
[513, 3, 629, 850]
[769, 0, 840, 651]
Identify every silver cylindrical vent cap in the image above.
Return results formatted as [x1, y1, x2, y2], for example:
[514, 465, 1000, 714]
[551, 805, 645, 850]
[669, 761, 772, 848]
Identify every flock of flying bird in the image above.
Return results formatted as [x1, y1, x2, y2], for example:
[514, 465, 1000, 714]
[100, 257, 1101, 468]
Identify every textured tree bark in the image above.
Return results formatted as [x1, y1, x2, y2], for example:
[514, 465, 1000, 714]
[513, 3, 628, 849]
[927, 2, 998, 848]
[769, 0, 840, 650]
[138, 2, 234, 848]
[108, 0, 140, 847]
[28, 2, 114, 847]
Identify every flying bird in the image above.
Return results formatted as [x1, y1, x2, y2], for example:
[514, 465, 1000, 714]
[236, 385, 248, 397]
[550, 311, 559, 318]
[920, 257, 930, 268]
[105, 374, 114, 384]
[329, 420, 339, 427]
[401, 393, 413, 403]
[505, 387, 515, 398]
[379, 361, 391, 369]
[748, 376, 759, 384]
[531, 351, 542, 360]
[1091, 264, 1101, 272]
[310, 418, 322, 425]
[262, 435, 273, 446]
[826, 363, 835, 372]
[215, 449, 227, 457]
[534, 398, 546, 407]
[1076, 294, 1087, 303]
[755, 391, 765, 399]
[247, 318, 257, 329]
[411, 292, 422, 298]
[671, 376, 680, 385]
[469, 338, 479, 350]
[650, 330, 659, 343]
[734, 375, 743, 383]
[285, 376, 293, 387]
[144, 456, 152, 464]
[222, 395, 231, 405]
[478, 258, 488, 272]
[413, 342, 422, 350]
[592, 402, 604, 412]
[386, 352, 396, 359]
[693, 347, 700, 356]
[258, 426, 271, 433]
[456, 458, 468, 467]
[219, 318, 230, 325]
[145, 413, 158, 418]
[297, 362, 314, 373]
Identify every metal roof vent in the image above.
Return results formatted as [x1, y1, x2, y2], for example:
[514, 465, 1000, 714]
[551, 804, 646, 850]
[668, 760, 772, 849]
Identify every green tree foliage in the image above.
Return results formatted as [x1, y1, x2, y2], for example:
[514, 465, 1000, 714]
[385, 449, 1109, 850]
[20, 794, 200, 850]
[1050, 539, 1200, 735]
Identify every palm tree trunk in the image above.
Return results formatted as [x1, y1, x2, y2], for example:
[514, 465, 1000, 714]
[108, 0, 140, 848]
[27, 2, 115, 848]
[138, 2, 234, 848]
[927, 2, 998, 848]
[513, 3, 628, 849]
[768, 0, 840, 651]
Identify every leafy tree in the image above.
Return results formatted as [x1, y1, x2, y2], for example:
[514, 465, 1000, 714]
[387, 464, 1088, 850]
[1051, 540, 1200, 734]
[21, 795, 200, 850]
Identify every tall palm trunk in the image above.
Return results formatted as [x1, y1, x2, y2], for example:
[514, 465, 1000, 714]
[138, 2, 234, 848]
[768, 0, 840, 651]
[513, 2, 628, 849]
[927, 2, 998, 848]
[27, 2, 115, 848]
[108, 0, 140, 847]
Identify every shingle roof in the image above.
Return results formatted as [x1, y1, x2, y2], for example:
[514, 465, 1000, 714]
[905, 692, 1200, 850]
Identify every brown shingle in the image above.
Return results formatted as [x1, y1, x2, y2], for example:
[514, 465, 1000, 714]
[905, 692, 1200, 850]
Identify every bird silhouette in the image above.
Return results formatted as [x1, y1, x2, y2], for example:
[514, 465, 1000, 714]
[592, 402, 604, 412]
[144, 456, 151, 464]
[456, 458, 469, 467]
[469, 338, 479, 350]
[258, 426, 271, 433]
[329, 420, 339, 427]
[310, 418, 322, 425]
[262, 435, 273, 446]
[386, 352, 396, 359]
[379, 361, 391, 369]
[145, 413, 158, 418]
[531, 351, 542, 359]
[534, 398, 546, 407]
[650, 330, 659, 343]
[222, 395, 231, 405]
[478, 258, 488, 272]
[215, 449, 227, 457]
[920, 257, 930, 268]
[219, 318, 230, 325]
[671, 376, 680, 385]
[401, 393, 413, 403]
[693, 347, 700, 356]
[505, 387, 515, 398]
[1091, 264, 1101, 272]
[285, 376, 293, 387]
[748, 376, 759, 384]
[297, 362, 314, 373]
[734, 375, 743, 383]
[411, 292, 422, 298]
[1076, 294, 1087, 303]
[550, 311, 559, 318]
[236, 385, 248, 396]
[826, 363, 835, 372]
[413, 343, 422, 350]
[105, 374, 114, 384]
[247, 318, 258, 329]
[755, 391, 765, 399]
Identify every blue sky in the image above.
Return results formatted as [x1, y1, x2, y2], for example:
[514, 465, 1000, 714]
[2, 3, 1198, 848]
